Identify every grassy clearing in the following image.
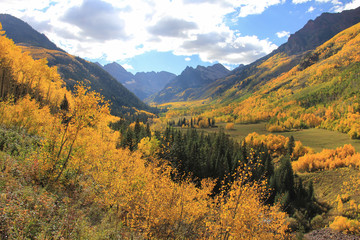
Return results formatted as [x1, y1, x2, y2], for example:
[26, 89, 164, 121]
[278, 128, 360, 153]
[299, 168, 360, 210]
[195, 122, 360, 152]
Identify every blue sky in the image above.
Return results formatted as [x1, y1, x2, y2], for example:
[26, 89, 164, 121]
[2, 0, 360, 75]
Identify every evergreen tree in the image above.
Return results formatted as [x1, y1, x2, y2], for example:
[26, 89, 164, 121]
[134, 118, 141, 141]
[287, 135, 295, 159]
[274, 156, 295, 207]
[146, 122, 151, 138]
[122, 129, 135, 151]
[59, 94, 69, 112]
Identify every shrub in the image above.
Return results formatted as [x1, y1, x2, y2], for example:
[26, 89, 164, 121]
[310, 215, 325, 230]
[225, 122, 235, 130]
[329, 216, 360, 235]
[267, 124, 286, 132]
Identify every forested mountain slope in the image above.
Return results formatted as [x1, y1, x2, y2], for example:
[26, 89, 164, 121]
[0, 14, 63, 52]
[0, 14, 151, 115]
[199, 22, 360, 139]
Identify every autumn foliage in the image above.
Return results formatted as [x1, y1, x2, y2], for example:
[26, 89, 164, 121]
[0, 26, 289, 239]
[245, 132, 312, 160]
[330, 216, 360, 235]
[292, 144, 360, 172]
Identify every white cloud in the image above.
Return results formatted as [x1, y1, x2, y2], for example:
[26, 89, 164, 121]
[335, 0, 360, 11]
[292, 0, 311, 3]
[123, 63, 134, 70]
[185, 57, 191, 61]
[1, 0, 282, 66]
[238, 0, 286, 17]
[276, 30, 290, 38]
[307, 6, 315, 12]
[292, 0, 343, 6]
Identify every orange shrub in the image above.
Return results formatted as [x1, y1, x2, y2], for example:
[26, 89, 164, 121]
[267, 124, 286, 132]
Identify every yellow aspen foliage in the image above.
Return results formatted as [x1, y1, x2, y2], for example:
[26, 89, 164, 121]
[292, 144, 360, 172]
[137, 137, 160, 157]
[337, 194, 344, 214]
[245, 132, 311, 159]
[0, 28, 290, 238]
[225, 122, 235, 130]
[349, 200, 358, 211]
[0, 96, 52, 135]
[129, 121, 145, 129]
[267, 124, 286, 132]
[330, 216, 360, 235]
[205, 166, 289, 239]
[0, 24, 67, 106]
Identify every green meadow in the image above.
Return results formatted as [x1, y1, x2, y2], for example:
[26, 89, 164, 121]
[195, 122, 360, 152]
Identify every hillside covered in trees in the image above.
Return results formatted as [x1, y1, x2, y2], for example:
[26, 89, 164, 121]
[0, 24, 294, 239]
[164, 18, 360, 140]
[0, 14, 153, 116]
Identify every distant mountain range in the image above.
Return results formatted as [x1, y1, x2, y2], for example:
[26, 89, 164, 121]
[101, 62, 176, 100]
[0, 14, 151, 116]
[151, 63, 230, 103]
[100, 61, 231, 103]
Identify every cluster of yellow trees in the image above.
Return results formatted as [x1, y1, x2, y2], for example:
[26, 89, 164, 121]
[0, 25, 289, 238]
[292, 144, 360, 172]
[245, 132, 312, 160]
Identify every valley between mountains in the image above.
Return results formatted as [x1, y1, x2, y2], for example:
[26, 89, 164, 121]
[1, 6, 360, 239]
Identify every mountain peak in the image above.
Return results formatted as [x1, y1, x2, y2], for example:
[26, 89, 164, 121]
[0, 14, 63, 52]
[103, 62, 130, 74]
[277, 6, 360, 55]
[152, 63, 230, 103]
[103, 62, 134, 85]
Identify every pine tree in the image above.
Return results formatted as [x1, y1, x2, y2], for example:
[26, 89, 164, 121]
[146, 122, 151, 138]
[274, 156, 295, 206]
[60, 94, 69, 112]
[287, 135, 295, 159]
[134, 118, 141, 141]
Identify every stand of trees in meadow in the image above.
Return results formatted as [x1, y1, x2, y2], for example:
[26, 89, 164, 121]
[168, 117, 216, 128]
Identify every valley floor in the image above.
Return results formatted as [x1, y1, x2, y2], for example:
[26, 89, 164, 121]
[195, 122, 360, 152]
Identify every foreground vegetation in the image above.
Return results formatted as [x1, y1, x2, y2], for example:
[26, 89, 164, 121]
[0, 25, 291, 239]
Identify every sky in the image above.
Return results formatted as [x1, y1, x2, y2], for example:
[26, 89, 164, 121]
[1, 0, 360, 75]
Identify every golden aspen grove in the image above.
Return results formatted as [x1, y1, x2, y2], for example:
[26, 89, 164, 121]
[2, 4, 360, 239]
[0, 25, 290, 239]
